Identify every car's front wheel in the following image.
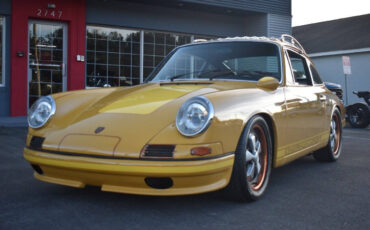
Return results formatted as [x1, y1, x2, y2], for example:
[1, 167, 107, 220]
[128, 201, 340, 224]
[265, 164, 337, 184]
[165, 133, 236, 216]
[313, 108, 343, 162]
[226, 115, 272, 202]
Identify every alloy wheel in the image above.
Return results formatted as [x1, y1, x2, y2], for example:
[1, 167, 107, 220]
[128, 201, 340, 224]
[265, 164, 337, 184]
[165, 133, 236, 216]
[245, 124, 268, 190]
[330, 114, 341, 155]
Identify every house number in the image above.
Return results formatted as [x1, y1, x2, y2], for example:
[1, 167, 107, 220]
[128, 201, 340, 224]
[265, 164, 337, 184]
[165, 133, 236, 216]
[36, 9, 62, 19]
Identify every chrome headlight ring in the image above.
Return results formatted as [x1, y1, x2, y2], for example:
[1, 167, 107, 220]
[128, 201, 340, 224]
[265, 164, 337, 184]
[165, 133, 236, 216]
[176, 96, 214, 137]
[28, 96, 56, 129]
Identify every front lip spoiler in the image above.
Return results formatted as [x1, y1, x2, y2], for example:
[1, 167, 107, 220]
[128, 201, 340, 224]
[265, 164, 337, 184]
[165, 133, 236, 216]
[25, 147, 234, 161]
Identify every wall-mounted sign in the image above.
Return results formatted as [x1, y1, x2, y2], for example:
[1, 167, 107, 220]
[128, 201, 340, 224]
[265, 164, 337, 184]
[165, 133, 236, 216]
[36, 9, 62, 19]
[342, 56, 351, 75]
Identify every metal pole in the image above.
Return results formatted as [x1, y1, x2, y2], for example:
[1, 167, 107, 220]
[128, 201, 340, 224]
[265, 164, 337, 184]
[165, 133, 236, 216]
[344, 74, 348, 105]
[139, 30, 144, 84]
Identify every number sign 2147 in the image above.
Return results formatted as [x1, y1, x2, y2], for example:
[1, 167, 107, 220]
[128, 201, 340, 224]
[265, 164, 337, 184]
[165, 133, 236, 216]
[36, 9, 62, 19]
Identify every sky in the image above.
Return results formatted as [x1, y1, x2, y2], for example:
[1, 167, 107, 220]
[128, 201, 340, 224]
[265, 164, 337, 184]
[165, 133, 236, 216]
[292, 0, 370, 26]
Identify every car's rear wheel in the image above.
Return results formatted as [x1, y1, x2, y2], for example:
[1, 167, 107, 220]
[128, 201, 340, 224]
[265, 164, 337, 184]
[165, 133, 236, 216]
[313, 108, 342, 162]
[225, 115, 272, 202]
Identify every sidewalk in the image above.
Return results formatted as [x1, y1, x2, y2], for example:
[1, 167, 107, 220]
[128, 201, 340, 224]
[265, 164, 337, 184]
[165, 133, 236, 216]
[0, 116, 28, 127]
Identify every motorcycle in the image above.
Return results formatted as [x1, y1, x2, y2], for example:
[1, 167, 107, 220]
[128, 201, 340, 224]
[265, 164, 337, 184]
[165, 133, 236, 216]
[346, 91, 370, 128]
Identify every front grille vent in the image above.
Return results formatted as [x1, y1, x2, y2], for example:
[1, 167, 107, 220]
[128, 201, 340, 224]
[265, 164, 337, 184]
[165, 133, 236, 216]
[30, 136, 45, 150]
[142, 145, 175, 158]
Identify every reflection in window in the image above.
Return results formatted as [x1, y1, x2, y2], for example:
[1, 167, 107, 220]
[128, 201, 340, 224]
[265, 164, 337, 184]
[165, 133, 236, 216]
[86, 26, 140, 87]
[288, 51, 312, 85]
[143, 31, 192, 81]
[85, 25, 217, 87]
[0, 17, 3, 86]
[28, 23, 65, 106]
[148, 42, 281, 83]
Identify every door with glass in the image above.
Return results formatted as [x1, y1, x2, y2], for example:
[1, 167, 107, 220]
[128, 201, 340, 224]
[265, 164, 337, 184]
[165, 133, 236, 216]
[28, 21, 67, 107]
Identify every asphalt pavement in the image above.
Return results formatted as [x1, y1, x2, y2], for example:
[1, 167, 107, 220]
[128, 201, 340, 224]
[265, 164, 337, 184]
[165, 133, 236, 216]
[0, 127, 369, 230]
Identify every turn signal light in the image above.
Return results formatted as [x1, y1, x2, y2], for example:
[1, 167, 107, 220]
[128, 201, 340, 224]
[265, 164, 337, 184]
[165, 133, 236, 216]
[191, 147, 212, 156]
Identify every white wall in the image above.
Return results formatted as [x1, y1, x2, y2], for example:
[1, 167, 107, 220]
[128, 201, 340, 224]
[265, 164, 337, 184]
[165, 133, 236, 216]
[311, 52, 370, 105]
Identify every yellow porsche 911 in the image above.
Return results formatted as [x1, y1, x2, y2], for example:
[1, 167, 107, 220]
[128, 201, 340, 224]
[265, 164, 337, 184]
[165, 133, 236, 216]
[24, 35, 344, 201]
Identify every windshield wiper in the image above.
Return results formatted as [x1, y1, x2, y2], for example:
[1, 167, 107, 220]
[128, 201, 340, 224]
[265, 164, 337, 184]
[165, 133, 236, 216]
[170, 70, 227, 82]
[169, 70, 206, 81]
[237, 70, 268, 77]
[198, 70, 236, 81]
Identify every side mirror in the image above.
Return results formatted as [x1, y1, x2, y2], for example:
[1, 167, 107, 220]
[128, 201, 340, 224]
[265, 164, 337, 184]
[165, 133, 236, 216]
[257, 76, 279, 90]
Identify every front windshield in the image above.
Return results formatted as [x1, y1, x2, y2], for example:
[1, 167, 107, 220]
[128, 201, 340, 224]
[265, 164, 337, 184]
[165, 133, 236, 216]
[148, 41, 281, 82]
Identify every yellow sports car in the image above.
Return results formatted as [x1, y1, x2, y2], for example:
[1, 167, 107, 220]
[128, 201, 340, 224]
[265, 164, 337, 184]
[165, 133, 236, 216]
[24, 35, 344, 201]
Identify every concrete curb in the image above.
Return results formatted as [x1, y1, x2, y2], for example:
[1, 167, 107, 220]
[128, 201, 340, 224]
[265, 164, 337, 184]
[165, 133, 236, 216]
[0, 116, 28, 128]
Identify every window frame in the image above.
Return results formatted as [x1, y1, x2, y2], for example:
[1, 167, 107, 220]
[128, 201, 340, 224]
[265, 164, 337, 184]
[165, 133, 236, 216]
[286, 49, 313, 86]
[0, 16, 5, 87]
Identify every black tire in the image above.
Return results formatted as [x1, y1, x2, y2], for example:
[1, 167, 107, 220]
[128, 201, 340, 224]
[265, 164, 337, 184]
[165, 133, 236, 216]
[225, 115, 272, 202]
[347, 104, 369, 128]
[313, 108, 343, 162]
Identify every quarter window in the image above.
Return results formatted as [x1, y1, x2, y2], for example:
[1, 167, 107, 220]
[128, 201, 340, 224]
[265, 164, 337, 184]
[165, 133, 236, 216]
[287, 51, 312, 85]
[309, 64, 323, 84]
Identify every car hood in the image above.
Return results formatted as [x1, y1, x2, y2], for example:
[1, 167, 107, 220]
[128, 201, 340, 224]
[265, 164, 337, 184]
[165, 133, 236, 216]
[37, 81, 257, 158]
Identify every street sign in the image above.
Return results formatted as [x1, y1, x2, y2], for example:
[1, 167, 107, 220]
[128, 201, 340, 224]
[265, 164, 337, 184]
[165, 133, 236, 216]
[342, 56, 351, 75]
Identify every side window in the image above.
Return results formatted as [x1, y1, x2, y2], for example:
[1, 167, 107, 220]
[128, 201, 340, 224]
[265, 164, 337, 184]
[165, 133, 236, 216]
[309, 64, 323, 84]
[287, 51, 312, 85]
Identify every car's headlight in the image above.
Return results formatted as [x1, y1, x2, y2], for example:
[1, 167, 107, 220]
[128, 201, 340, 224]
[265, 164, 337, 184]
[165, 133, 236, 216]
[176, 96, 214, 136]
[28, 96, 56, 129]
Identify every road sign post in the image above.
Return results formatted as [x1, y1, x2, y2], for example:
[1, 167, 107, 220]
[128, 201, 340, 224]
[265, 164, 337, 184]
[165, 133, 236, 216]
[342, 56, 351, 105]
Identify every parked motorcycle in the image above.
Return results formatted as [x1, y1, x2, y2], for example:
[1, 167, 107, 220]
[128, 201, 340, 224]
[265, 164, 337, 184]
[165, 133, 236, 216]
[346, 91, 370, 128]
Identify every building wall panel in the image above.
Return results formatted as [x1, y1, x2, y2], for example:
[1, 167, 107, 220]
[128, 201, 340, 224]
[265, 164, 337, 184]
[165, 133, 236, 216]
[182, 0, 291, 15]
[0, 0, 11, 15]
[267, 13, 291, 38]
[312, 52, 370, 105]
[86, 0, 248, 37]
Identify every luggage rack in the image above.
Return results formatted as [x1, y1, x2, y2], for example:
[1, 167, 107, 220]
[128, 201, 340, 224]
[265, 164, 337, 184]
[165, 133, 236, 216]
[280, 34, 306, 54]
[193, 34, 307, 54]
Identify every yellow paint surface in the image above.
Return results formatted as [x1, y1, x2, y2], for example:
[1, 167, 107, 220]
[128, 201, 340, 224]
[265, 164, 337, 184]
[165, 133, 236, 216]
[99, 85, 205, 114]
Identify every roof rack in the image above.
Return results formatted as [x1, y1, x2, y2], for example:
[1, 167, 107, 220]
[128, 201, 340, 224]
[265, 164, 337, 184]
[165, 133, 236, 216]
[280, 34, 306, 54]
[193, 39, 208, 43]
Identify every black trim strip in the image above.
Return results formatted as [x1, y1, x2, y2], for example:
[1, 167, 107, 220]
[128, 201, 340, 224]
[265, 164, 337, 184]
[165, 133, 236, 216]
[26, 147, 234, 162]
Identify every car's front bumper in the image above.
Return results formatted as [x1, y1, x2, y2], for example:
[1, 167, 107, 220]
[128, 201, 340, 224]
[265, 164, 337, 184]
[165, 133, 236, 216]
[24, 148, 234, 196]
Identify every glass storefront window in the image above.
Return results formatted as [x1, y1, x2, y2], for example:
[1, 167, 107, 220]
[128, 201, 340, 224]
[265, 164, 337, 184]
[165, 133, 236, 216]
[86, 26, 140, 87]
[0, 17, 4, 86]
[143, 31, 192, 81]
[86, 25, 216, 87]
[28, 22, 66, 107]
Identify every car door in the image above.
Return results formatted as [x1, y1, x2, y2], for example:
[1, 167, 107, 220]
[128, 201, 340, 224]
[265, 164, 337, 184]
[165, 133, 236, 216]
[283, 50, 325, 156]
[307, 60, 331, 133]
